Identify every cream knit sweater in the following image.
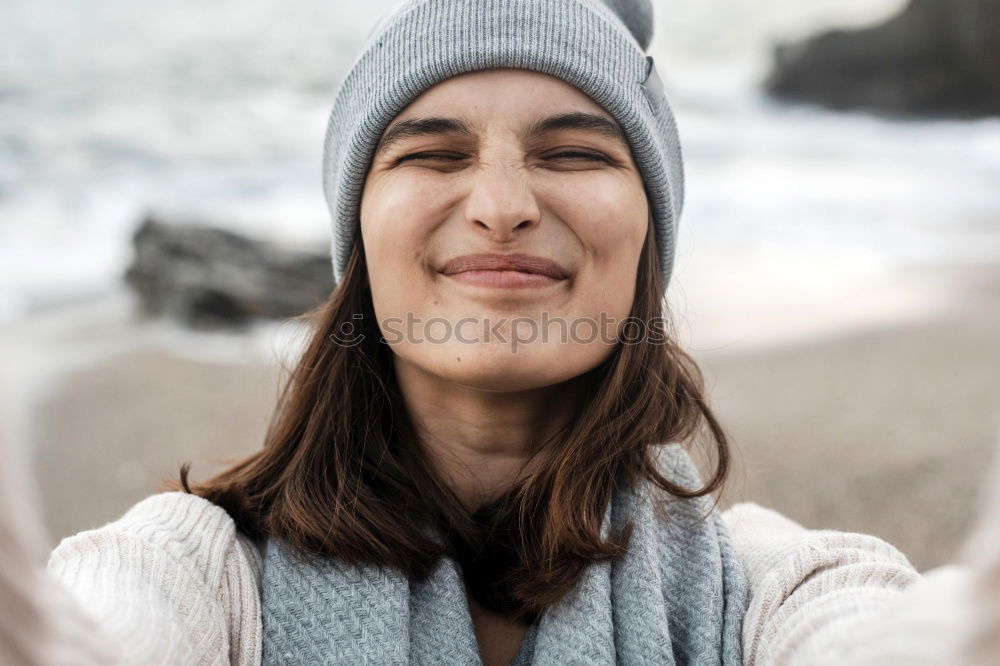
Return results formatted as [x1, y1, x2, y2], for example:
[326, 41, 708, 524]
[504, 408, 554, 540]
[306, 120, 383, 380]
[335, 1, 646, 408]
[28, 492, 977, 665]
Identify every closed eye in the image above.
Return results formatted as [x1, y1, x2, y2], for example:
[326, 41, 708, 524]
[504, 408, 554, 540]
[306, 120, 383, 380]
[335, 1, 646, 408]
[393, 150, 613, 166]
[396, 152, 466, 163]
[548, 151, 610, 162]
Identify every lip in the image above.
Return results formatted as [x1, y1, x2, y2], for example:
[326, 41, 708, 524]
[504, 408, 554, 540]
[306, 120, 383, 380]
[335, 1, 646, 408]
[439, 253, 568, 279]
[438, 253, 569, 289]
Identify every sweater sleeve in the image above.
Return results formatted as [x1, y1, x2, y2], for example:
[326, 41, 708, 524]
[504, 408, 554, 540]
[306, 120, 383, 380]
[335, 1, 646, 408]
[720, 501, 956, 665]
[45, 491, 263, 666]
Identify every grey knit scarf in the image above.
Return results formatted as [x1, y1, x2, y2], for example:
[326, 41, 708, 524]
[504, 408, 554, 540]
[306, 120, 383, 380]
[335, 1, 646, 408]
[260, 443, 749, 664]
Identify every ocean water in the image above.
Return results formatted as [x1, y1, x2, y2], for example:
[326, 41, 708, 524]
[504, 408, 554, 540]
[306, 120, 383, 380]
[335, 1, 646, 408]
[2, 0, 999, 326]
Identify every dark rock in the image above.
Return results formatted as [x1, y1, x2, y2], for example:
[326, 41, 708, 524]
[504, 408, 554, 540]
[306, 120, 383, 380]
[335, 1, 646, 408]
[765, 0, 1000, 117]
[124, 215, 334, 329]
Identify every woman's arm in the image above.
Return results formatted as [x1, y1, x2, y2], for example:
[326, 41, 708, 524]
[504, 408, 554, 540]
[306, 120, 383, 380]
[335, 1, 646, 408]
[1, 418, 260, 666]
[45, 491, 263, 666]
[0, 425, 118, 665]
[721, 501, 980, 665]
[955, 429, 1000, 665]
[721, 501, 921, 664]
[723, 430, 1000, 666]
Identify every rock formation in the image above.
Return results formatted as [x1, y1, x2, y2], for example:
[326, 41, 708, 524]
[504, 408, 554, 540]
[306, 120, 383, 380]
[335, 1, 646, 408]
[765, 0, 1000, 116]
[124, 216, 333, 328]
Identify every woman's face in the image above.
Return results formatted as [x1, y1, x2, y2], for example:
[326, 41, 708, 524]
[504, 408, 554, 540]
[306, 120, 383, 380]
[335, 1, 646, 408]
[360, 68, 649, 392]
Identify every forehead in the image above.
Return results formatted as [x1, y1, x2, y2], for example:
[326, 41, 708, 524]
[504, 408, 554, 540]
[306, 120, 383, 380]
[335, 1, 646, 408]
[396, 68, 617, 127]
[376, 68, 627, 153]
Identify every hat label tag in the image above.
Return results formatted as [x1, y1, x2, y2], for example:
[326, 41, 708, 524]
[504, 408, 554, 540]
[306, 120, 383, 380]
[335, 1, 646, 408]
[641, 55, 665, 113]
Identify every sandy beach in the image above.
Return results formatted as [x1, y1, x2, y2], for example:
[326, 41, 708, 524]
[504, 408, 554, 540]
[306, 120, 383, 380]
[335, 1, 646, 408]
[698, 262, 1000, 571]
[11, 261, 1000, 572]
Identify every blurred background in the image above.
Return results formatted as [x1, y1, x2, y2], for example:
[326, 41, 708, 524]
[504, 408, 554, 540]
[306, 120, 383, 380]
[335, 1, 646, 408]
[1, 0, 998, 572]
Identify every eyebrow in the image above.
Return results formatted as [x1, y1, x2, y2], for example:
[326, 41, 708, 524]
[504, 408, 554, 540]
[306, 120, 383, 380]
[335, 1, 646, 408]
[374, 112, 628, 157]
[525, 112, 627, 146]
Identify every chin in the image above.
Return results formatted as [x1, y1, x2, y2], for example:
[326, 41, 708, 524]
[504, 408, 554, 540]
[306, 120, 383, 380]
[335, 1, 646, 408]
[417, 342, 607, 393]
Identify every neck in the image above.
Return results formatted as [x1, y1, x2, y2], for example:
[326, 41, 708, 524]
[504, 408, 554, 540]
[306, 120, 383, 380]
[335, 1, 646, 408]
[394, 359, 590, 512]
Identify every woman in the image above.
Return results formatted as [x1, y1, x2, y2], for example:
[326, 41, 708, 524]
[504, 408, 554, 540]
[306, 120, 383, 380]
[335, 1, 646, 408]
[10, 0, 996, 664]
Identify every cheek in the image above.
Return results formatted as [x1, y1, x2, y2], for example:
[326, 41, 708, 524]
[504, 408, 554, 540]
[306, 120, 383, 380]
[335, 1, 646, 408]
[361, 176, 449, 283]
[547, 176, 646, 284]
[361, 174, 464, 335]
[549, 179, 647, 323]
[545, 175, 646, 251]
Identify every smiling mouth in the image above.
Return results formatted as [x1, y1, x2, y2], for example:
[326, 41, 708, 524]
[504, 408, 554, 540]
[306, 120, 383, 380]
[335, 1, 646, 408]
[437, 253, 569, 289]
[443, 269, 564, 289]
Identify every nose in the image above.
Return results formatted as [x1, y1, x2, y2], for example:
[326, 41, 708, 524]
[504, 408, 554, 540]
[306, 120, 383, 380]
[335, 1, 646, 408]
[462, 159, 541, 242]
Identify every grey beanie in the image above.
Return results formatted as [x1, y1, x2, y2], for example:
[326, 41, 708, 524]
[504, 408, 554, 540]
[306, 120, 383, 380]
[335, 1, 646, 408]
[323, 0, 684, 290]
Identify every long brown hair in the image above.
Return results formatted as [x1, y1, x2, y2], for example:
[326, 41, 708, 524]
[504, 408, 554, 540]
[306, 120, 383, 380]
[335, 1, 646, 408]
[167, 219, 733, 623]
